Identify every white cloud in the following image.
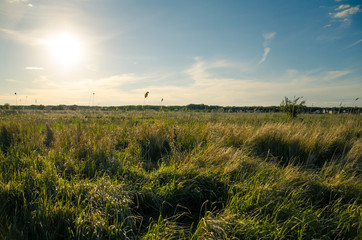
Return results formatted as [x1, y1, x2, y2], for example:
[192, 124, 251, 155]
[32, 73, 146, 91]
[6, 0, 33, 7]
[336, 4, 350, 11]
[258, 47, 270, 65]
[8, 0, 28, 3]
[175, 59, 359, 106]
[262, 32, 276, 47]
[12, 58, 360, 107]
[184, 57, 211, 85]
[323, 70, 351, 81]
[5, 78, 20, 82]
[24, 73, 159, 105]
[0, 28, 45, 46]
[333, 5, 360, 18]
[330, 4, 360, 23]
[258, 32, 276, 65]
[350, 39, 362, 47]
[25, 67, 43, 70]
[263, 32, 276, 40]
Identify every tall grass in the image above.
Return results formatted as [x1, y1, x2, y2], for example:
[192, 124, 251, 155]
[0, 111, 360, 239]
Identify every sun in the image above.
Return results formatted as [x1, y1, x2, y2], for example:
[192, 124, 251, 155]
[47, 32, 84, 68]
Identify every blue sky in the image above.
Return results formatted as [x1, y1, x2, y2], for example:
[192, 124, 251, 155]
[0, 0, 361, 107]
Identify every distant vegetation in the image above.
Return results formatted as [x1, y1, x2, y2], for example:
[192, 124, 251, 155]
[0, 110, 361, 239]
[0, 103, 360, 114]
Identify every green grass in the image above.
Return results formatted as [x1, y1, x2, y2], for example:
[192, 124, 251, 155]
[0, 110, 361, 239]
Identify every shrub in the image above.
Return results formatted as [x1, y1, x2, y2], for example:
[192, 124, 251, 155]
[280, 96, 306, 118]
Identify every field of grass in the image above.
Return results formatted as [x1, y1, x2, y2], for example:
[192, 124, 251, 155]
[0, 110, 361, 239]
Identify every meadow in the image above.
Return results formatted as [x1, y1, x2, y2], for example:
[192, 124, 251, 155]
[0, 110, 361, 239]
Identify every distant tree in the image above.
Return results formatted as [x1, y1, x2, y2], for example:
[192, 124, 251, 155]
[4, 103, 10, 110]
[51, 105, 65, 110]
[69, 105, 78, 111]
[280, 96, 306, 118]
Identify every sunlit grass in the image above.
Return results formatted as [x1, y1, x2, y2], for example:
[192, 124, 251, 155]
[0, 110, 360, 239]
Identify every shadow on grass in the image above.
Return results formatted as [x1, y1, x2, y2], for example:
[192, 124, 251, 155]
[132, 171, 229, 233]
[250, 134, 353, 168]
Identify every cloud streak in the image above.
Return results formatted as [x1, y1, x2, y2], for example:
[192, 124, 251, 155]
[0, 28, 45, 46]
[25, 67, 44, 70]
[5, 78, 19, 83]
[263, 32, 276, 43]
[7, 0, 29, 3]
[259, 32, 276, 65]
[258, 47, 270, 65]
[349, 39, 362, 47]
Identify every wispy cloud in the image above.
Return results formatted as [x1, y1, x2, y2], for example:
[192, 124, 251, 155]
[0, 28, 45, 46]
[259, 32, 276, 65]
[334, 5, 359, 18]
[263, 32, 276, 42]
[185, 57, 252, 86]
[15, 57, 360, 107]
[323, 70, 351, 81]
[7, 0, 33, 6]
[330, 4, 360, 23]
[258, 47, 270, 65]
[7, 0, 28, 3]
[32, 73, 146, 91]
[174, 58, 358, 106]
[24, 72, 160, 105]
[5, 78, 20, 83]
[184, 60, 359, 106]
[25, 67, 43, 70]
[336, 4, 351, 11]
[349, 38, 362, 47]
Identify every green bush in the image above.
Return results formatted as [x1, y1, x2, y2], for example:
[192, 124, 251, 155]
[280, 96, 306, 118]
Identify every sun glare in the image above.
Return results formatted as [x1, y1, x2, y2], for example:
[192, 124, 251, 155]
[47, 33, 84, 68]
